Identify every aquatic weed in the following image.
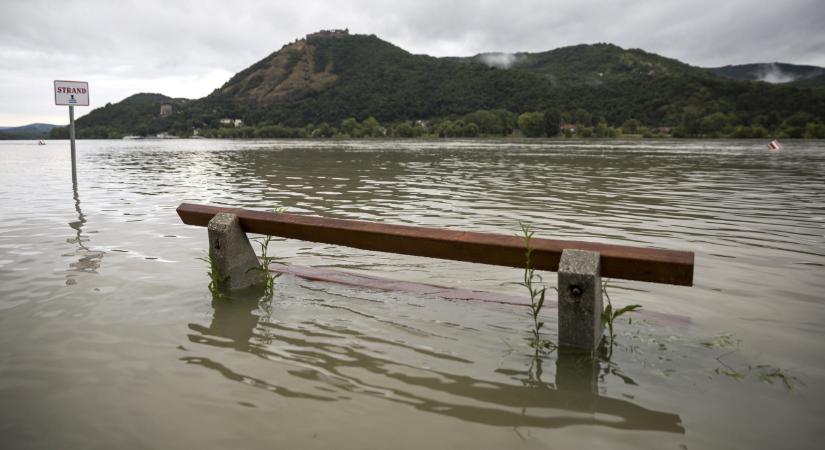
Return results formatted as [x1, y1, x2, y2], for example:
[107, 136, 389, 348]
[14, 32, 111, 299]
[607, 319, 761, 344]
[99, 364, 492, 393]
[518, 221, 556, 352]
[600, 278, 642, 358]
[705, 333, 804, 392]
[701, 333, 739, 349]
[754, 365, 804, 392]
[249, 207, 286, 299]
[250, 233, 281, 299]
[198, 252, 229, 300]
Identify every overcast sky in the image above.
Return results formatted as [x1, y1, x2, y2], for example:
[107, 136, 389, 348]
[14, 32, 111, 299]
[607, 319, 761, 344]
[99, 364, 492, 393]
[2, 0, 823, 126]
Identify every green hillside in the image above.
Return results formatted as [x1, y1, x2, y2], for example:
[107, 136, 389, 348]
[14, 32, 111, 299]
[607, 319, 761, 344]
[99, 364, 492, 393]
[476, 43, 704, 84]
[188, 34, 553, 127]
[792, 73, 825, 88]
[53, 32, 825, 139]
[186, 34, 825, 135]
[50, 93, 188, 138]
[706, 63, 825, 87]
[0, 123, 58, 140]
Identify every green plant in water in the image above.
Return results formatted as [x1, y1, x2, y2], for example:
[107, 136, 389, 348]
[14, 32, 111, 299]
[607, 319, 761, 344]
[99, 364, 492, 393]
[706, 334, 804, 392]
[600, 278, 642, 358]
[252, 234, 280, 298]
[754, 365, 803, 392]
[198, 251, 229, 300]
[518, 221, 556, 352]
[249, 207, 286, 299]
[701, 333, 739, 349]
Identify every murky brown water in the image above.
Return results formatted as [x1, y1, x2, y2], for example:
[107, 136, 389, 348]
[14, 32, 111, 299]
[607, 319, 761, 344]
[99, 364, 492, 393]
[1, 138, 823, 449]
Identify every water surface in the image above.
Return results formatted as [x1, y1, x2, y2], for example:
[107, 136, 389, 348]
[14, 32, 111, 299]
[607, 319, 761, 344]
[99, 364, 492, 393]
[1, 139, 823, 449]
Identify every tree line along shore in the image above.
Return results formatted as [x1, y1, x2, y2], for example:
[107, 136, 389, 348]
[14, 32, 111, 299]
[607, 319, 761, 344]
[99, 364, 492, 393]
[48, 107, 825, 140]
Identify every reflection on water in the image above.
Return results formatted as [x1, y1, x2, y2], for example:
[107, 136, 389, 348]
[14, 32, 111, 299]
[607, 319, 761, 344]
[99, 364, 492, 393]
[66, 178, 104, 280]
[186, 291, 683, 433]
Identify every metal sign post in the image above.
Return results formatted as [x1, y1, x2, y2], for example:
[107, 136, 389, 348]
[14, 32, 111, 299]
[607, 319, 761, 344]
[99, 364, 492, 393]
[69, 104, 76, 183]
[54, 80, 89, 181]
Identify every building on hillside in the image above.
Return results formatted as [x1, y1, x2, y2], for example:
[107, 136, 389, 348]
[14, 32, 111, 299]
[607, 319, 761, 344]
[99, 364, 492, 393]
[219, 118, 244, 128]
[159, 104, 173, 118]
[560, 124, 577, 133]
[657, 127, 672, 135]
[306, 28, 349, 40]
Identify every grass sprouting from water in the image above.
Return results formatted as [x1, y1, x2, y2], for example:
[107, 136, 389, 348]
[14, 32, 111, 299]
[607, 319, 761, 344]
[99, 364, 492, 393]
[600, 278, 642, 358]
[251, 234, 280, 299]
[249, 207, 286, 299]
[518, 221, 556, 352]
[198, 252, 228, 300]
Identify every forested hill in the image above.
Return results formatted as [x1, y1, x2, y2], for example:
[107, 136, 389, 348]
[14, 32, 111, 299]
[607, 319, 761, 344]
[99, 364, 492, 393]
[0, 123, 57, 139]
[459, 43, 706, 84]
[706, 63, 825, 87]
[52, 93, 188, 139]
[191, 34, 554, 127]
[58, 32, 825, 138]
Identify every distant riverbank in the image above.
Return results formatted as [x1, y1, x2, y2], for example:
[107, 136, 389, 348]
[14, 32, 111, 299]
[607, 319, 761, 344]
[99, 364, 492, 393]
[33, 135, 822, 142]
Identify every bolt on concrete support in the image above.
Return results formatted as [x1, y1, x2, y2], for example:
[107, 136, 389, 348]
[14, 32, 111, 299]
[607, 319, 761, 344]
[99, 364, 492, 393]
[558, 249, 603, 351]
[208, 212, 263, 290]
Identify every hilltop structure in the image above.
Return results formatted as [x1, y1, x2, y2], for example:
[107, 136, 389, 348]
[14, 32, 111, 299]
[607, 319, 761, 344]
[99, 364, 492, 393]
[306, 28, 349, 40]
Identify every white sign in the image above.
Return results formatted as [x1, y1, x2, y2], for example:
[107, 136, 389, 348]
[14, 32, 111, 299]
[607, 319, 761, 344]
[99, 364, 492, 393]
[54, 80, 89, 106]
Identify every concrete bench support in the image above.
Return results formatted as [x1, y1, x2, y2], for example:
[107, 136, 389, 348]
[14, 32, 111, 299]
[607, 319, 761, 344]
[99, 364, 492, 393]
[208, 212, 263, 290]
[558, 249, 603, 350]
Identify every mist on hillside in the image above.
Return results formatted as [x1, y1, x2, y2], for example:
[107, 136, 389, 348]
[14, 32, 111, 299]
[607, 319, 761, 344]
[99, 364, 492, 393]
[755, 63, 798, 83]
[478, 52, 524, 69]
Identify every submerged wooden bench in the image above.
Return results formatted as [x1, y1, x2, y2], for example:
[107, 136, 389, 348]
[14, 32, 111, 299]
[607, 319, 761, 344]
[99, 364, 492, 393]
[177, 203, 694, 350]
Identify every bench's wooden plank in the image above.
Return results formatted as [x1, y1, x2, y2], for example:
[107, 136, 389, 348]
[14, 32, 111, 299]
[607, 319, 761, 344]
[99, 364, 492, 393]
[268, 263, 691, 326]
[177, 203, 694, 286]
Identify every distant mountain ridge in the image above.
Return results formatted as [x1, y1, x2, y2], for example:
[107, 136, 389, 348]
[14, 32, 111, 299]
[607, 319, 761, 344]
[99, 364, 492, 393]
[70, 93, 188, 138]
[58, 31, 825, 138]
[183, 35, 825, 131]
[705, 62, 825, 87]
[0, 123, 58, 139]
[459, 43, 706, 84]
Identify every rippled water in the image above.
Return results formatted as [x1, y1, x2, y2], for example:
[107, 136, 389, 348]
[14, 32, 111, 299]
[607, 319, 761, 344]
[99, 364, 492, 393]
[1, 138, 824, 449]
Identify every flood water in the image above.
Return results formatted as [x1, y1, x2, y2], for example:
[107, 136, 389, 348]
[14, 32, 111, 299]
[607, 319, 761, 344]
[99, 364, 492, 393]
[1, 138, 824, 449]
